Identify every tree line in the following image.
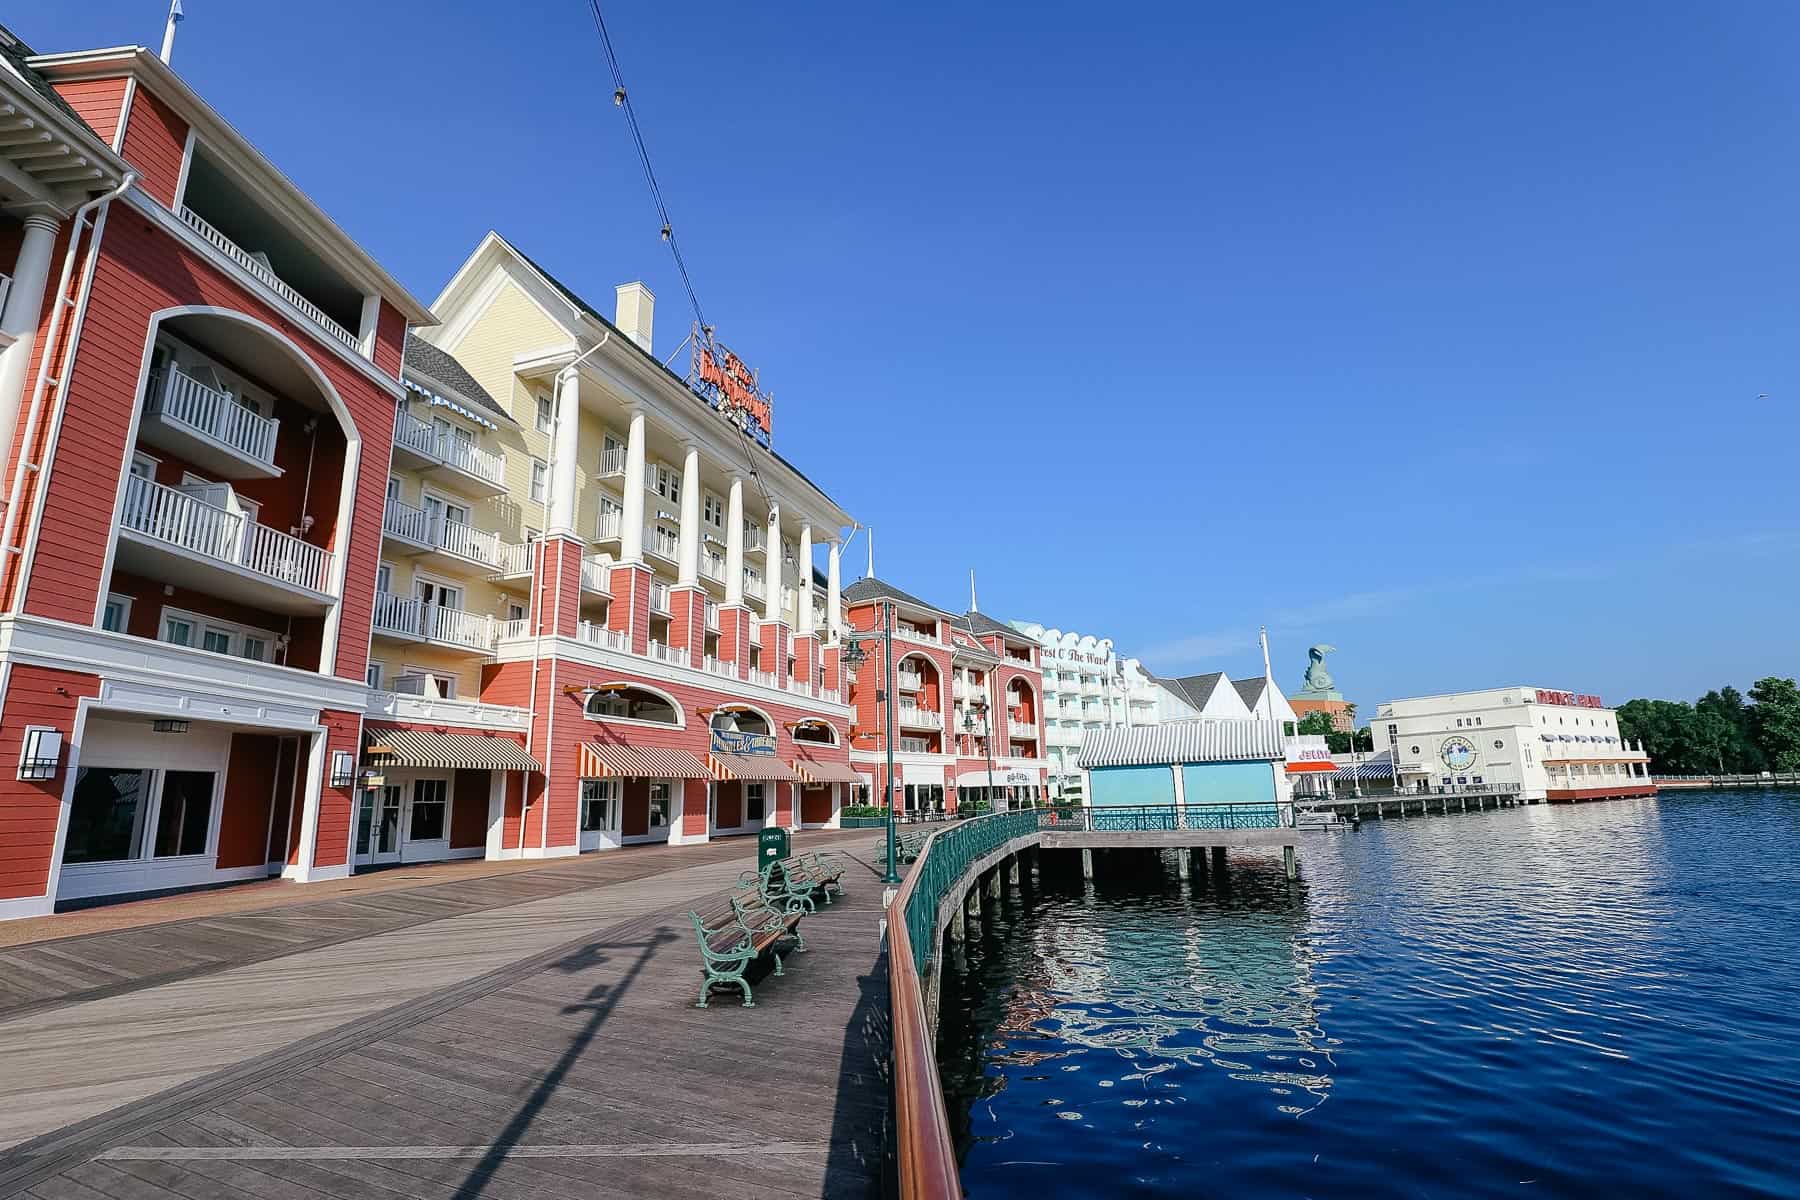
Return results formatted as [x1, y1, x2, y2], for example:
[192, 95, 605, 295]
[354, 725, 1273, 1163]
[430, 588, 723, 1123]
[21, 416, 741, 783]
[1616, 678, 1800, 775]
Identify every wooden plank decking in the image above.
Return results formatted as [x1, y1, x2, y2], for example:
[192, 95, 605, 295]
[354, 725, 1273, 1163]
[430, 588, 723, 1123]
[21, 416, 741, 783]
[0, 832, 892, 1200]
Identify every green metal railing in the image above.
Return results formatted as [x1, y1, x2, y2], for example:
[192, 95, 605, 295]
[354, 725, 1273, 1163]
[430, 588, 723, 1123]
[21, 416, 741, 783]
[901, 809, 1038, 974]
[1035, 802, 1286, 832]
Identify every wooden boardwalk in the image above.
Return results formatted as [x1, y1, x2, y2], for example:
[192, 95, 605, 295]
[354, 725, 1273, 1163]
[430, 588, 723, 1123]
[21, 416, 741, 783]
[0, 832, 892, 1199]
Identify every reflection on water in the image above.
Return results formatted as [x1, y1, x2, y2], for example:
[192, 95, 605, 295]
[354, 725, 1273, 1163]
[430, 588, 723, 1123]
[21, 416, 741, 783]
[936, 791, 1800, 1198]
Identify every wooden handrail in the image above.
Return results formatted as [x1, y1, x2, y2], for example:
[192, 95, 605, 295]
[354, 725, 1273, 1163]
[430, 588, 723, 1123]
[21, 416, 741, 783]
[888, 830, 963, 1200]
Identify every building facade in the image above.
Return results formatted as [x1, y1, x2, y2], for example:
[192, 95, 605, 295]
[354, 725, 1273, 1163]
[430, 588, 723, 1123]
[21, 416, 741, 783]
[843, 580, 1047, 814]
[0, 29, 864, 918]
[1369, 687, 1654, 803]
[1007, 623, 1168, 800]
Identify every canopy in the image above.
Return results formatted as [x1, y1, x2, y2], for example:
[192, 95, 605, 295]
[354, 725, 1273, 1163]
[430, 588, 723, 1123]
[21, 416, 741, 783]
[365, 727, 541, 772]
[578, 743, 710, 779]
[792, 757, 864, 785]
[708, 752, 799, 782]
[1078, 720, 1285, 769]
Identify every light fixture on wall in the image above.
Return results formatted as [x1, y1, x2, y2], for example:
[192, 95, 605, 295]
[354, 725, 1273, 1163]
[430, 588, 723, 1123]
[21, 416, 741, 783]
[329, 750, 356, 789]
[151, 719, 189, 734]
[17, 727, 62, 781]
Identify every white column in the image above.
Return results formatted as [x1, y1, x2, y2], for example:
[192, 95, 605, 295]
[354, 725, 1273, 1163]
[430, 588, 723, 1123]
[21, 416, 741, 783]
[547, 370, 581, 537]
[676, 442, 701, 585]
[796, 522, 814, 635]
[827, 540, 842, 638]
[763, 501, 781, 621]
[724, 475, 745, 606]
[0, 214, 63, 491]
[620, 407, 646, 562]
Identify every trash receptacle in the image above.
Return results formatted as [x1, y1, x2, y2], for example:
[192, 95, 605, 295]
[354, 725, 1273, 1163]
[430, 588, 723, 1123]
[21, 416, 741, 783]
[757, 826, 791, 875]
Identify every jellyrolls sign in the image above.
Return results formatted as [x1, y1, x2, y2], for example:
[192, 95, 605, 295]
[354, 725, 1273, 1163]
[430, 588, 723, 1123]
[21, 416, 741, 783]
[689, 328, 773, 447]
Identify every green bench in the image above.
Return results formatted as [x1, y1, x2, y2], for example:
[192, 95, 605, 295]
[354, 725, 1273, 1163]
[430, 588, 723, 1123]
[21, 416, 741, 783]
[688, 890, 805, 1008]
[773, 852, 845, 905]
[896, 830, 930, 863]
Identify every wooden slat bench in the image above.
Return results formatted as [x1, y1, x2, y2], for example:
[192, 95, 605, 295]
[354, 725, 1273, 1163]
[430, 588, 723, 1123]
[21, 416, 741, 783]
[687, 890, 804, 1008]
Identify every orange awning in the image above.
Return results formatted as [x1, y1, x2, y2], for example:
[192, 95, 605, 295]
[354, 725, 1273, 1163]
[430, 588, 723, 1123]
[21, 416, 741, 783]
[578, 743, 710, 779]
[792, 757, 864, 785]
[708, 752, 800, 782]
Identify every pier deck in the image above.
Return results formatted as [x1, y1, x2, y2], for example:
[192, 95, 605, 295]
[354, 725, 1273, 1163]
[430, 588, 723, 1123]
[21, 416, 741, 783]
[0, 831, 891, 1200]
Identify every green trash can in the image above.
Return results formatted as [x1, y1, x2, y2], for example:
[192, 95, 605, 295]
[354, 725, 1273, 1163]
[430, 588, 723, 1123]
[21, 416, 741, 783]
[757, 826, 791, 876]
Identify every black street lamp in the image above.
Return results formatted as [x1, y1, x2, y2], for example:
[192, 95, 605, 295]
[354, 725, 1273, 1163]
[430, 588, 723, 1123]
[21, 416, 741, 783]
[962, 697, 998, 814]
[841, 601, 900, 884]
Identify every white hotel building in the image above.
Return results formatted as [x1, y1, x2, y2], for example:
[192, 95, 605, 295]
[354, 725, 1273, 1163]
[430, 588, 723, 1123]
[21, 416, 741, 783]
[1371, 687, 1655, 803]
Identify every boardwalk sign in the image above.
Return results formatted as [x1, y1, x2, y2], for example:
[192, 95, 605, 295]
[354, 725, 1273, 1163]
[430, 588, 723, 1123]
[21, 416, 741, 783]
[689, 328, 772, 447]
[712, 728, 776, 756]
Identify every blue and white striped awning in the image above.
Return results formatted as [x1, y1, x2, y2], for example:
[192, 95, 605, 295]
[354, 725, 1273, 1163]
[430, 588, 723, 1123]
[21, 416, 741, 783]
[1331, 757, 1395, 781]
[1077, 720, 1285, 769]
[404, 377, 499, 431]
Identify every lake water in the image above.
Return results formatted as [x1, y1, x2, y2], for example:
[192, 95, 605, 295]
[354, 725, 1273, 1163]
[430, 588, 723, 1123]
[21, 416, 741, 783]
[935, 789, 1800, 1198]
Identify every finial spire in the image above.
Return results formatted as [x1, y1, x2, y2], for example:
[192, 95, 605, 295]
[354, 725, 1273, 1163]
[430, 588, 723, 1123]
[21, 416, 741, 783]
[160, 0, 184, 64]
[969, 569, 978, 612]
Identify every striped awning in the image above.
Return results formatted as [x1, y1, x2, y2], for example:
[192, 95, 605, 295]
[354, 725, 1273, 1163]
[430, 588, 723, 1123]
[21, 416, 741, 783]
[792, 757, 863, 785]
[708, 752, 800, 782]
[1077, 719, 1285, 769]
[578, 744, 710, 779]
[365, 727, 541, 771]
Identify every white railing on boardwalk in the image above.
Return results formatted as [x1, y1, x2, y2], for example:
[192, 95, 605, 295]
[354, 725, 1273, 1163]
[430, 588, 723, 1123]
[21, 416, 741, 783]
[121, 476, 333, 595]
[179, 207, 361, 352]
[599, 447, 625, 476]
[898, 705, 944, 730]
[152, 368, 279, 466]
[578, 620, 628, 652]
[703, 655, 736, 679]
[581, 556, 611, 592]
[650, 581, 672, 612]
[383, 498, 506, 568]
[743, 528, 766, 553]
[818, 687, 842, 705]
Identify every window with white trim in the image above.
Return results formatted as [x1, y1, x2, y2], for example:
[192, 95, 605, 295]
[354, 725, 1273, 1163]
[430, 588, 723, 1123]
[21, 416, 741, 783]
[535, 393, 553, 434]
[648, 781, 673, 828]
[101, 593, 132, 634]
[130, 452, 159, 480]
[703, 492, 723, 529]
[745, 782, 766, 822]
[160, 608, 279, 661]
[580, 779, 617, 831]
[654, 463, 681, 504]
[530, 458, 547, 503]
[366, 660, 384, 690]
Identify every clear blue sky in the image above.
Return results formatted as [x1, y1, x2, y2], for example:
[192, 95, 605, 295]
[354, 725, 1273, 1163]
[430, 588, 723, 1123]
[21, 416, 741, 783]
[19, 2, 1800, 716]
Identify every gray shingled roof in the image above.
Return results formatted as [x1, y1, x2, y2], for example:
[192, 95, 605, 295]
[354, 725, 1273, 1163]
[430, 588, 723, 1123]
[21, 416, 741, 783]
[841, 576, 949, 617]
[958, 610, 1019, 638]
[1232, 677, 1268, 710]
[403, 333, 516, 427]
[1166, 672, 1229, 711]
[1, 25, 92, 134]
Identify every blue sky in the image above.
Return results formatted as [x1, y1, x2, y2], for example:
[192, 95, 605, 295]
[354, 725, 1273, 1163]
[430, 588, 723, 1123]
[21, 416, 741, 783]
[19, 2, 1800, 716]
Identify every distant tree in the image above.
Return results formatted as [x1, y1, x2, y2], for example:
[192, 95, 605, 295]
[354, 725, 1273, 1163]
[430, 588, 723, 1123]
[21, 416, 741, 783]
[1618, 698, 1710, 774]
[1294, 711, 1336, 739]
[1748, 677, 1800, 771]
[1696, 686, 1764, 772]
[1326, 725, 1376, 754]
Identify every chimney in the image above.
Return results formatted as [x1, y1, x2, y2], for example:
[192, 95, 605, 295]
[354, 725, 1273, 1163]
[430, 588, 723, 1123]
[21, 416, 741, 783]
[614, 282, 654, 353]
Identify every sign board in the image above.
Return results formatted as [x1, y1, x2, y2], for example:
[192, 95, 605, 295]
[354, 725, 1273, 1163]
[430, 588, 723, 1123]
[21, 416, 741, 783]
[689, 329, 772, 447]
[1535, 690, 1604, 709]
[711, 728, 775, 756]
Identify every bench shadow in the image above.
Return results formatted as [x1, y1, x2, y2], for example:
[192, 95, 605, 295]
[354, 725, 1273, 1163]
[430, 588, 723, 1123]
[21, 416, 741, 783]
[451, 928, 677, 1200]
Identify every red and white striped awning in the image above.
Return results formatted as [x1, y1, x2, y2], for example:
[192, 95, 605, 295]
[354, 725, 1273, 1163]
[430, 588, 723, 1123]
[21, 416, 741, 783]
[792, 757, 863, 785]
[578, 743, 710, 779]
[365, 727, 541, 772]
[708, 752, 800, 782]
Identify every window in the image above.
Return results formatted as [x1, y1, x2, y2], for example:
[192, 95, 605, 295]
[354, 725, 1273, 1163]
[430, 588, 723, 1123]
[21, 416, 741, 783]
[154, 771, 215, 857]
[161, 614, 194, 647]
[101, 593, 132, 634]
[130, 452, 160, 480]
[536, 393, 553, 433]
[745, 782, 766, 822]
[366, 660, 384, 690]
[584, 686, 679, 725]
[240, 635, 270, 662]
[703, 492, 724, 529]
[201, 628, 232, 655]
[508, 602, 527, 622]
[410, 779, 448, 841]
[530, 459, 547, 503]
[648, 781, 673, 828]
[580, 779, 616, 831]
[653, 463, 681, 503]
[64, 768, 151, 863]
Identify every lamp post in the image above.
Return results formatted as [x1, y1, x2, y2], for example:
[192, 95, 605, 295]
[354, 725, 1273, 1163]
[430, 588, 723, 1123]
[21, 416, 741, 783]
[841, 601, 900, 884]
[964, 697, 998, 813]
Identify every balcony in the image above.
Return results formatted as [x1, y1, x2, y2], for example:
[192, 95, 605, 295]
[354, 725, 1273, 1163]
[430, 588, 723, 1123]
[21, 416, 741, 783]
[894, 624, 942, 649]
[369, 592, 496, 654]
[577, 620, 628, 652]
[646, 526, 680, 565]
[598, 446, 625, 478]
[705, 600, 721, 631]
[179, 207, 361, 353]
[744, 574, 767, 602]
[700, 555, 726, 585]
[743, 527, 766, 554]
[1009, 720, 1039, 741]
[702, 655, 736, 679]
[650, 580, 672, 614]
[595, 509, 623, 542]
[581, 555, 612, 594]
[383, 498, 515, 572]
[139, 367, 281, 479]
[897, 667, 924, 692]
[898, 705, 944, 731]
[1080, 678, 1104, 696]
[391, 410, 506, 496]
[115, 476, 334, 613]
[646, 640, 684, 665]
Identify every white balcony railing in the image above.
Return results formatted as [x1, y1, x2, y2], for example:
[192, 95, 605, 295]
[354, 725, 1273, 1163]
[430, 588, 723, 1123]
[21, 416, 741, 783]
[494, 617, 529, 641]
[120, 475, 333, 595]
[150, 367, 279, 467]
[646, 527, 680, 562]
[179, 207, 361, 352]
[897, 667, 924, 692]
[598, 446, 626, 477]
[597, 509, 623, 540]
[894, 625, 943, 648]
[383, 498, 508, 569]
[647, 640, 683, 665]
[1009, 720, 1039, 741]
[704, 600, 721, 631]
[700, 556, 726, 584]
[898, 705, 944, 731]
[749, 668, 778, 688]
[369, 592, 497, 651]
[392, 410, 505, 487]
[744, 575, 767, 601]
[650, 580, 672, 613]
[703, 655, 736, 679]
[581, 555, 611, 592]
[578, 620, 628, 652]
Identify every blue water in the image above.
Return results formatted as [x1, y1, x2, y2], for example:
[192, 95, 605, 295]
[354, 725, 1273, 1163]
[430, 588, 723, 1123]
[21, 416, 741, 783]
[936, 790, 1800, 1198]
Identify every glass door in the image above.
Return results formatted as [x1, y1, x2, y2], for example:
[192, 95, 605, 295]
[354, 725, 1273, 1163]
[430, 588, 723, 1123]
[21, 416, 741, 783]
[355, 785, 403, 866]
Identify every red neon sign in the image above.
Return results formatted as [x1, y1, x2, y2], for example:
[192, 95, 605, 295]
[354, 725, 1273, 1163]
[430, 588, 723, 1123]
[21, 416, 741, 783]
[692, 337, 772, 442]
[1535, 690, 1604, 708]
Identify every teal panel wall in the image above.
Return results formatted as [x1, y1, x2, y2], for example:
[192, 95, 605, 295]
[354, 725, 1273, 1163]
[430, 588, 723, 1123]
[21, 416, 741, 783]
[1089, 765, 1177, 807]
[1180, 761, 1277, 806]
